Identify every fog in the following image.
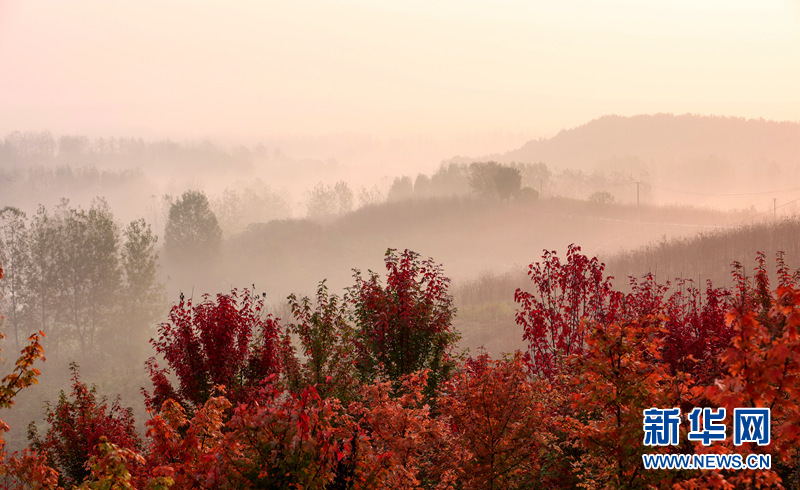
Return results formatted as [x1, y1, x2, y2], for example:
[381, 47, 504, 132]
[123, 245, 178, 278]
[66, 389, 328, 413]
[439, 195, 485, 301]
[1, 0, 800, 455]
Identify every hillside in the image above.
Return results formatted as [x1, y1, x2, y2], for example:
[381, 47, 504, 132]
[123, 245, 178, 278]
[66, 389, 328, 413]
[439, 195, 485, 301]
[475, 114, 800, 209]
[210, 196, 744, 301]
[454, 217, 800, 356]
[604, 216, 800, 287]
[496, 113, 799, 171]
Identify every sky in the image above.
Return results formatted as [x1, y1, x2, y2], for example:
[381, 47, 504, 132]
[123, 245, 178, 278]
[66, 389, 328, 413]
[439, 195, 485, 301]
[1, 0, 799, 155]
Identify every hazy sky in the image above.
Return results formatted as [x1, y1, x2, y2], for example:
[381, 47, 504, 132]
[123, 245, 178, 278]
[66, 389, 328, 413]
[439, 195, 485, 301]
[1, 0, 799, 146]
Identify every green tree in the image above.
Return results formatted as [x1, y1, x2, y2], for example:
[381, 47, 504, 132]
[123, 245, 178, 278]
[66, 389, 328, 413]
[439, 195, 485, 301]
[286, 281, 359, 402]
[164, 190, 222, 265]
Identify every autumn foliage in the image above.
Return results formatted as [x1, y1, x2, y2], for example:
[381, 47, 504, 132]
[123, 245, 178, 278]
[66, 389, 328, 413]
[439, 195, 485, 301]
[28, 364, 141, 488]
[2, 246, 800, 488]
[145, 288, 282, 411]
[349, 249, 459, 394]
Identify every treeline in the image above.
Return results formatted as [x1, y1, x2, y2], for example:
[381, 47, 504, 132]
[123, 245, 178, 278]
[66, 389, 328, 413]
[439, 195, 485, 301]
[0, 202, 164, 366]
[2, 131, 682, 230]
[0, 131, 253, 174]
[384, 160, 646, 205]
[0, 165, 290, 239]
[1, 245, 799, 488]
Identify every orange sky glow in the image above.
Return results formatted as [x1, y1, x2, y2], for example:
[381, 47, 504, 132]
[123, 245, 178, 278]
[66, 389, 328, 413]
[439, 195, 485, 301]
[1, 0, 798, 149]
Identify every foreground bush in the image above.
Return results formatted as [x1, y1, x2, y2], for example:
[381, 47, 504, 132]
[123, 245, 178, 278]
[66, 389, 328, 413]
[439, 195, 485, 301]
[1, 248, 800, 488]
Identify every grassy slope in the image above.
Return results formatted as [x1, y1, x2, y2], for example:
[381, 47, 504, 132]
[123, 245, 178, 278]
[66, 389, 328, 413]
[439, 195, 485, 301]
[452, 216, 800, 357]
[166, 195, 749, 357]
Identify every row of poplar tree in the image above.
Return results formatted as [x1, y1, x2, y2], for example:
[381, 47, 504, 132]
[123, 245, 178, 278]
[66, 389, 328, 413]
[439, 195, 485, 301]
[0, 200, 164, 364]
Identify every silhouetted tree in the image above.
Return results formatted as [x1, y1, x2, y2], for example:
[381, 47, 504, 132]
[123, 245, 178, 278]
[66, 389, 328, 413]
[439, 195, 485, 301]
[387, 176, 413, 202]
[164, 190, 222, 265]
[493, 166, 522, 199]
[413, 174, 431, 197]
[469, 162, 521, 199]
[589, 191, 615, 206]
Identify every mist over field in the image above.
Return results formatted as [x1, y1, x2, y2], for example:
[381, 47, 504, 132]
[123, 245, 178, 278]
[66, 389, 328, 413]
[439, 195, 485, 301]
[1, 1, 799, 486]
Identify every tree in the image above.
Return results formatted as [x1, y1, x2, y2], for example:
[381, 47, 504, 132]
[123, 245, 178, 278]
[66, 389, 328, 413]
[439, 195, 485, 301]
[493, 166, 522, 200]
[430, 163, 470, 197]
[441, 352, 563, 488]
[118, 218, 165, 371]
[349, 249, 459, 396]
[682, 285, 800, 488]
[29, 364, 141, 488]
[352, 371, 464, 487]
[357, 185, 384, 208]
[413, 174, 431, 198]
[565, 316, 689, 489]
[211, 183, 290, 236]
[659, 278, 732, 385]
[0, 264, 46, 412]
[286, 281, 359, 402]
[0, 263, 53, 488]
[144, 383, 391, 489]
[386, 176, 413, 202]
[514, 244, 623, 378]
[468, 162, 500, 198]
[305, 181, 354, 219]
[212, 385, 356, 489]
[164, 190, 222, 265]
[520, 162, 551, 195]
[56, 199, 122, 356]
[468, 162, 521, 199]
[588, 191, 614, 206]
[121, 219, 162, 330]
[145, 288, 283, 411]
[26, 205, 62, 357]
[334, 181, 354, 215]
[0, 207, 29, 351]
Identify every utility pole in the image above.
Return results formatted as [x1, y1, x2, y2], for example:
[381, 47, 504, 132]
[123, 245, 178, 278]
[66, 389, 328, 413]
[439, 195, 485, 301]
[774, 198, 777, 220]
[636, 181, 640, 208]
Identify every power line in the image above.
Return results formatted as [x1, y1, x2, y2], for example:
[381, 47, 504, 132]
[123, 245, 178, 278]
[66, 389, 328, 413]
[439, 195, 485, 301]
[749, 196, 800, 219]
[649, 184, 800, 197]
